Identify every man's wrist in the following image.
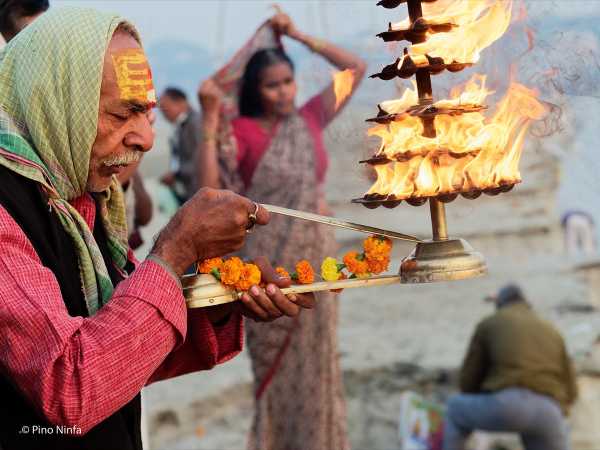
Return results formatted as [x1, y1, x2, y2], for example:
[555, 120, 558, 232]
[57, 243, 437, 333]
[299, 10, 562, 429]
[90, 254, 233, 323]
[149, 234, 194, 279]
[146, 254, 183, 289]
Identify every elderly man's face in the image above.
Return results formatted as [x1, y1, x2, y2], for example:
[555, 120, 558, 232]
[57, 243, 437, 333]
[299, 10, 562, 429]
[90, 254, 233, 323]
[87, 31, 155, 192]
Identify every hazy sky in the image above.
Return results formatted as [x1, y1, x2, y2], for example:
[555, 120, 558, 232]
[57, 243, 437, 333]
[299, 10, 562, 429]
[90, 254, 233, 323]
[53, 0, 389, 57]
[52, 1, 600, 58]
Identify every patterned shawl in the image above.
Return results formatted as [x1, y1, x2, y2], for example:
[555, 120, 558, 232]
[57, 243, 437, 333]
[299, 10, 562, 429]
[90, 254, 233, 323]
[0, 7, 137, 315]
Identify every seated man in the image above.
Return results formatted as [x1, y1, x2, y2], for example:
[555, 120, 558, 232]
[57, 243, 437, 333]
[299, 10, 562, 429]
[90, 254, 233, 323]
[443, 284, 578, 450]
[0, 7, 312, 450]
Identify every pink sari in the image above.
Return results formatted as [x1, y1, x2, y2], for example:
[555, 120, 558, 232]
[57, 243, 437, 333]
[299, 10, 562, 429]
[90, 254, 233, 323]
[212, 24, 349, 450]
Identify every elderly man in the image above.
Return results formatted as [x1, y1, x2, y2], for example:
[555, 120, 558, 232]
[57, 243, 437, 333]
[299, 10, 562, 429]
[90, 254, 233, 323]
[443, 284, 578, 450]
[0, 7, 312, 450]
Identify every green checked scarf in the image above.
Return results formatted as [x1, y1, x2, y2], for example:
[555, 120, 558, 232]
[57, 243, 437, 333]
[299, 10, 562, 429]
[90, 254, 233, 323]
[0, 7, 139, 315]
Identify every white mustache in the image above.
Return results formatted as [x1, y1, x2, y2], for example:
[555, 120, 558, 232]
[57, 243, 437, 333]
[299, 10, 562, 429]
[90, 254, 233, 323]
[102, 151, 141, 167]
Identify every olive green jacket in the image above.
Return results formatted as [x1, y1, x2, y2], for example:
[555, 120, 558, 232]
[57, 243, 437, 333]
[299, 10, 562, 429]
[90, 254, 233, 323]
[460, 302, 578, 415]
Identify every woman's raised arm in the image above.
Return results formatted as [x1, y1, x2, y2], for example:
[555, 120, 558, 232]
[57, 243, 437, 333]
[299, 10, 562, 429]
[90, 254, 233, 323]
[271, 12, 367, 124]
[196, 79, 224, 189]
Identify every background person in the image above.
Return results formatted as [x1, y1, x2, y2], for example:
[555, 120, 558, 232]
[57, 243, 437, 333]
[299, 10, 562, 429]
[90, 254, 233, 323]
[0, 0, 48, 42]
[198, 10, 366, 450]
[443, 284, 578, 450]
[561, 210, 597, 257]
[158, 87, 202, 205]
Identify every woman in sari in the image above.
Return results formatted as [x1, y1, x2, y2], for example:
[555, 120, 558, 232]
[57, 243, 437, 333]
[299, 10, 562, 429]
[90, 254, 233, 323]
[198, 11, 366, 450]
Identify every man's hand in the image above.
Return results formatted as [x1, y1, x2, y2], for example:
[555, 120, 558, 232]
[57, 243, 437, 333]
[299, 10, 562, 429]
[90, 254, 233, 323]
[150, 188, 269, 276]
[238, 256, 316, 321]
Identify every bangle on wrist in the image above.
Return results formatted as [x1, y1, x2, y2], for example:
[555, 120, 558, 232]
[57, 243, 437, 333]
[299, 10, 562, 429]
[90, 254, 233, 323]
[202, 130, 218, 143]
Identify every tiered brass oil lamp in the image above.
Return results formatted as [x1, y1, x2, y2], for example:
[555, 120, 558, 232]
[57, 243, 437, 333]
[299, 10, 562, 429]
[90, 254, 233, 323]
[183, 0, 546, 307]
[352, 0, 535, 283]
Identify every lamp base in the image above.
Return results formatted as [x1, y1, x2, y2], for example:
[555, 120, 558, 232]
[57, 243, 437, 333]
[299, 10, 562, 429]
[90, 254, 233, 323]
[400, 238, 487, 283]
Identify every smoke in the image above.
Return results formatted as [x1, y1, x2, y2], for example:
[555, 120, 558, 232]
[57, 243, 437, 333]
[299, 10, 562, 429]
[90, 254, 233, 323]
[529, 100, 563, 139]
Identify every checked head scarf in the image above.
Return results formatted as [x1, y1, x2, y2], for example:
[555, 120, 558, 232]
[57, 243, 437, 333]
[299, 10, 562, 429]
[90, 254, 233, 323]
[0, 7, 143, 315]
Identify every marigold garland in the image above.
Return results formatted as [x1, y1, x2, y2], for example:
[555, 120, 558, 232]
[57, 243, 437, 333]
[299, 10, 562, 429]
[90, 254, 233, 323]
[343, 251, 369, 277]
[235, 263, 261, 291]
[364, 235, 392, 262]
[295, 260, 315, 284]
[203, 235, 393, 293]
[220, 256, 244, 285]
[276, 267, 290, 279]
[197, 257, 224, 274]
[366, 256, 390, 275]
[321, 257, 341, 282]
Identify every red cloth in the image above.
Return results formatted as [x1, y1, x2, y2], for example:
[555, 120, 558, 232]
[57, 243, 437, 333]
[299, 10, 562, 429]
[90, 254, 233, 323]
[233, 94, 330, 189]
[0, 194, 243, 433]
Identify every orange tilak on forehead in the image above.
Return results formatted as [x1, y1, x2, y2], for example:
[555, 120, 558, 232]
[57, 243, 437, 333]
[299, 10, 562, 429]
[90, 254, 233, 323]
[111, 49, 157, 106]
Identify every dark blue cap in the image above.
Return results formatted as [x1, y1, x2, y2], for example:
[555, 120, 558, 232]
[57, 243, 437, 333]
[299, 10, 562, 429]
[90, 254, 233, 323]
[494, 284, 525, 307]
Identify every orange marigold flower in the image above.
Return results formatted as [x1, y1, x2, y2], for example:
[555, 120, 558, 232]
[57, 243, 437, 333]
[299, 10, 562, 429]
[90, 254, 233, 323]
[366, 256, 390, 275]
[296, 260, 315, 284]
[364, 235, 393, 262]
[276, 267, 290, 279]
[197, 257, 224, 274]
[220, 257, 244, 286]
[235, 263, 262, 291]
[343, 251, 369, 276]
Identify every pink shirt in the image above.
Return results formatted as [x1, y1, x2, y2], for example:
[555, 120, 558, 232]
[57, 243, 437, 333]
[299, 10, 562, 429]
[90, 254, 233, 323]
[232, 94, 330, 189]
[0, 193, 243, 433]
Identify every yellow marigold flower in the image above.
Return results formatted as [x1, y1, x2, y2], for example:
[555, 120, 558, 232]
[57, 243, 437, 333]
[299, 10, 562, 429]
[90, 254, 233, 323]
[296, 260, 315, 284]
[276, 267, 290, 279]
[235, 263, 262, 291]
[364, 235, 392, 262]
[220, 257, 244, 286]
[321, 257, 341, 282]
[343, 251, 369, 277]
[197, 257, 224, 274]
[366, 256, 390, 275]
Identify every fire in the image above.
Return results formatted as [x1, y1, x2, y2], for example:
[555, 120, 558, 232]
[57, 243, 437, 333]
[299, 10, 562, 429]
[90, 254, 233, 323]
[379, 74, 491, 115]
[365, 75, 546, 199]
[333, 69, 355, 111]
[393, 0, 513, 65]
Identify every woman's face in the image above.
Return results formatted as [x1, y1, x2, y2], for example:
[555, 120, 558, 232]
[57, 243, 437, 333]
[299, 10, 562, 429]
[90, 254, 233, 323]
[258, 62, 297, 118]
